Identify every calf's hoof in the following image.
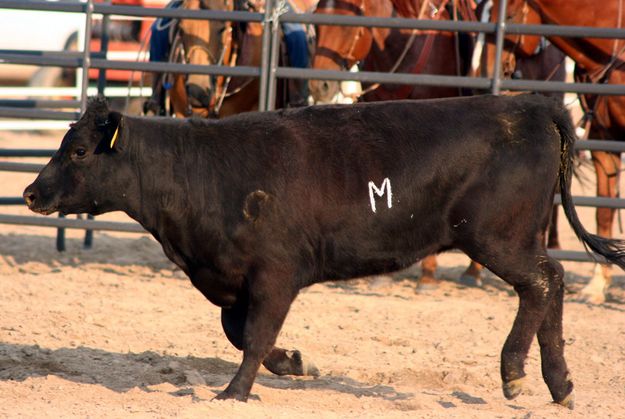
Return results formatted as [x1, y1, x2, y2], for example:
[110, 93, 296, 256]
[502, 376, 525, 400]
[214, 388, 248, 402]
[263, 350, 320, 377]
[556, 390, 575, 410]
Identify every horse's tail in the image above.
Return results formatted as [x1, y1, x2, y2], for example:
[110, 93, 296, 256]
[555, 105, 625, 269]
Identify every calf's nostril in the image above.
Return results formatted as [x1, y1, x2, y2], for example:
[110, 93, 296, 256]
[23, 191, 36, 207]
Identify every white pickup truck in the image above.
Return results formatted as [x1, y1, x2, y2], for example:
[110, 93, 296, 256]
[0, 0, 86, 87]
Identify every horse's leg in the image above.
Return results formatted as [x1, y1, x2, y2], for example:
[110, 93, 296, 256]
[581, 150, 620, 303]
[418, 255, 439, 289]
[459, 261, 484, 287]
[218, 80, 260, 117]
[221, 294, 318, 379]
[170, 74, 190, 118]
[144, 73, 165, 116]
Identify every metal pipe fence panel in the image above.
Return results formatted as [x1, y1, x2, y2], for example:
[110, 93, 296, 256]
[3, 1, 625, 100]
[0, 99, 81, 109]
[0, 149, 55, 157]
[0, 214, 146, 233]
[0, 107, 80, 120]
[0, 162, 45, 173]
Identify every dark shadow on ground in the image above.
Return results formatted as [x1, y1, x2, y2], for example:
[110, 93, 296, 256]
[0, 342, 412, 402]
[0, 232, 178, 276]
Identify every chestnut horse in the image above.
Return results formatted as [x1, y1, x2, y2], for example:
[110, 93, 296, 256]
[144, 0, 237, 118]
[490, 0, 625, 304]
[311, 0, 478, 289]
[147, 0, 315, 118]
[310, 0, 472, 103]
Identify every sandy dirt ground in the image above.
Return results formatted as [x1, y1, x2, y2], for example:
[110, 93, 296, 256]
[1, 130, 624, 418]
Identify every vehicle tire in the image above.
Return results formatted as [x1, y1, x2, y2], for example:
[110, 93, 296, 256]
[28, 31, 78, 90]
[28, 67, 65, 88]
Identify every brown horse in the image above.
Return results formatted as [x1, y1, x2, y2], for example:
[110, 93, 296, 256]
[147, 0, 316, 118]
[171, 0, 268, 118]
[311, 0, 483, 288]
[310, 0, 470, 103]
[490, 0, 625, 304]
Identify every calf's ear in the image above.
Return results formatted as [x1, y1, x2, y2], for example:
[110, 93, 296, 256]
[96, 111, 124, 153]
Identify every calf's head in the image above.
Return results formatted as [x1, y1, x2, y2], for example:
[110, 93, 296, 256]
[24, 98, 130, 216]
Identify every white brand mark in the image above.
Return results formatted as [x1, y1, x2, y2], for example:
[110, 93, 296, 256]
[368, 178, 392, 213]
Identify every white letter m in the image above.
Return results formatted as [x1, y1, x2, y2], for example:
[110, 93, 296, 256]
[368, 177, 392, 213]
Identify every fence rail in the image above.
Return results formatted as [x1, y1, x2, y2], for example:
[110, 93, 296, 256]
[0, 214, 145, 233]
[0, 213, 608, 264]
[1, 0, 625, 262]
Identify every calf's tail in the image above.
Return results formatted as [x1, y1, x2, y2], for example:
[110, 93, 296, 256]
[555, 106, 625, 269]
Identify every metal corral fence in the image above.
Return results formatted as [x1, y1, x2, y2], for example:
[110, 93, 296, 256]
[1, 0, 625, 262]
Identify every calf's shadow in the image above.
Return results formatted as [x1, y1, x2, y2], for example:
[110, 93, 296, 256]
[0, 342, 412, 401]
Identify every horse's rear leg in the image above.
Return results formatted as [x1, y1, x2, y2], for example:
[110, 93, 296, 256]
[459, 261, 484, 287]
[582, 150, 621, 303]
[418, 255, 439, 290]
[421, 257, 484, 288]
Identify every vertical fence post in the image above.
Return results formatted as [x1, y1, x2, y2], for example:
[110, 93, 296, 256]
[491, 0, 508, 95]
[59, 0, 94, 252]
[259, 0, 274, 111]
[57, 0, 94, 251]
[82, 0, 95, 249]
[96, 2, 110, 96]
[80, 0, 94, 112]
[83, 0, 109, 249]
[266, 0, 281, 111]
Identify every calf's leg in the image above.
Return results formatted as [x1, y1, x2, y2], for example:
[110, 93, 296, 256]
[221, 297, 318, 378]
[466, 244, 573, 408]
[547, 205, 561, 249]
[536, 257, 574, 408]
[216, 270, 301, 401]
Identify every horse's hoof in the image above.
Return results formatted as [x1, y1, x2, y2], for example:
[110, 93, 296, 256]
[580, 290, 606, 305]
[556, 389, 575, 410]
[502, 377, 525, 400]
[459, 273, 482, 287]
[417, 275, 440, 291]
[580, 279, 607, 305]
[580, 265, 610, 304]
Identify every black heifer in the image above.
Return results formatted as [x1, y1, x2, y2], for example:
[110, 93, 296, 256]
[24, 94, 625, 407]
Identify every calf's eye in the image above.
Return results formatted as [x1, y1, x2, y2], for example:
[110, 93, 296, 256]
[73, 148, 87, 159]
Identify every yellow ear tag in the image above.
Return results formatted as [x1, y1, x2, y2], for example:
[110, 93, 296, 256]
[110, 125, 120, 148]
